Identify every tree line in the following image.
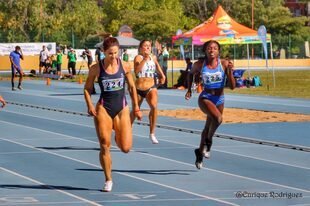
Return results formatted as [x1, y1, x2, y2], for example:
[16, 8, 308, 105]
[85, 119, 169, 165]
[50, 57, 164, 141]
[0, 0, 309, 55]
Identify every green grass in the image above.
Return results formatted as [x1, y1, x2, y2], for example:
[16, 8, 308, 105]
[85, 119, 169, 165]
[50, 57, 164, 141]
[167, 70, 310, 99]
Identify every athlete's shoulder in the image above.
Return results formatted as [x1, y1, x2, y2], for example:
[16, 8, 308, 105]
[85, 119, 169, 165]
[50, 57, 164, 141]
[121, 60, 132, 74]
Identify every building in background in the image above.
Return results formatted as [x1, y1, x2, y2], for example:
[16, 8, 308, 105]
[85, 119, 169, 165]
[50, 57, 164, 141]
[284, 0, 309, 17]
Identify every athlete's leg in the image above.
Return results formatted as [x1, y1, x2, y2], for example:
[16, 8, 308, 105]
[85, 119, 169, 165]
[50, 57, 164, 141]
[94, 104, 113, 182]
[113, 105, 132, 153]
[146, 88, 159, 143]
[11, 67, 16, 89]
[198, 98, 223, 152]
[146, 88, 158, 134]
[199, 118, 211, 153]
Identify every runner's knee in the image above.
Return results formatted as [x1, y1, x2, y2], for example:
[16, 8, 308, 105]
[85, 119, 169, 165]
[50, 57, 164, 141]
[209, 114, 222, 126]
[216, 115, 223, 125]
[120, 145, 131, 153]
[100, 142, 111, 154]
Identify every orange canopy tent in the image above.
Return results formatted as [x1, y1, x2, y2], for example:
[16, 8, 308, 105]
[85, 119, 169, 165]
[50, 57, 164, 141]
[172, 5, 275, 87]
[173, 5, 271, 45]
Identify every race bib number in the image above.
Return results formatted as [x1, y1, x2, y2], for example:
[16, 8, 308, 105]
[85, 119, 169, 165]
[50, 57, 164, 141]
[202, 71, 223, 85]
[102, 78, 124, 91]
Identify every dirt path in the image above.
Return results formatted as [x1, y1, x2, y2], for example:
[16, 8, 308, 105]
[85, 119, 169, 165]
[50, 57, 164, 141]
[144, 108, 310, 124]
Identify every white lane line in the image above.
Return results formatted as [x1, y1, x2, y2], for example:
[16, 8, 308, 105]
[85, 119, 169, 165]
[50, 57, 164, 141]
[0, 167, 103, 206]
[135, 134, 310, 171]
[2, 109, 93, 128]
[131, 139, 310, 193]
[1, 113, 309, 170]
[0, 151, 42, 155]
[1, 119, 309, 192]
[0, 86, 85, 103]
[0, 137, 238, 206]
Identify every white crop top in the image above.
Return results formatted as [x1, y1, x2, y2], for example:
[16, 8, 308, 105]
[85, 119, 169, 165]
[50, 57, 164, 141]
[136, 55, 156, 78]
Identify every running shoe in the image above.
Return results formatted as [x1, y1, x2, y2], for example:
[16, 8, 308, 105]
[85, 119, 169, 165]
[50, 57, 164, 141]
[194, 148, 203, 169]
[103, 180, 113, 192]
[149, 134, 159, 144]
[12, 87, 16, 91]
[203, 145, 211, 159]
[17, 85, 23, 90]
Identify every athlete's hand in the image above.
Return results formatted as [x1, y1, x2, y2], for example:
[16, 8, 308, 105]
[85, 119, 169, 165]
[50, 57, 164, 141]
[0, 96, 6, 108]
[159, 76, 166, 85]
[135, 110, 142, 121]
[88, 105, 97, 117]
[185, 90, 192, 100]
[226, 59, 234, 74]
[143, 53, 149, 60]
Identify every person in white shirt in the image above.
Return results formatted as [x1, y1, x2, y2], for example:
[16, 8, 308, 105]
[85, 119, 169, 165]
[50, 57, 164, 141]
[39, 45, 49, 74]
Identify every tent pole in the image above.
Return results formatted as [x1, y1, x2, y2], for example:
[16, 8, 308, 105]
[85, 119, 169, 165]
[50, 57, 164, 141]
[246, 44, 251, 77]
[192, 43, 194, 60]
[270, 41, 275, 88]
[172, 42, 174, 88]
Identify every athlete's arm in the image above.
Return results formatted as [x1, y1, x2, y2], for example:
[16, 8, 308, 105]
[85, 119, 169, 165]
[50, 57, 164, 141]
[84, 64, 99, 116]
[133, 54, 148, 75]
[153, 55, 166, 85]
[185, 61, 202, 100]
[123, 62, 142, 120]
[222, 58, 236, 90]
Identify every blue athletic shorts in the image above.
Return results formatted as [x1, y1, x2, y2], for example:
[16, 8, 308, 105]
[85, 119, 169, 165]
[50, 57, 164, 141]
[199, 90, 224, 106]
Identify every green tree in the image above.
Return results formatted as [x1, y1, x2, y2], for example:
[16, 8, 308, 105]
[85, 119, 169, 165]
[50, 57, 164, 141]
[0, 0, 104, 48]
[0, 0, 41, 42]
[101, 0, 192, 42]
[179, 0, 310, 58]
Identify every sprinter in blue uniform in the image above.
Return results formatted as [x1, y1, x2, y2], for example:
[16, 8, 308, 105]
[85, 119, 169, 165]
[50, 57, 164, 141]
[185, 40, 236, 169]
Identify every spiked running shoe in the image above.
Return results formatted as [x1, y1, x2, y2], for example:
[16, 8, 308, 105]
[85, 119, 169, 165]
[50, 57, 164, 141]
[149, 134, 159, 144]
[195, 148, 203, 169]
[103, 181, 113, 192]
[203, 145, 211, 159]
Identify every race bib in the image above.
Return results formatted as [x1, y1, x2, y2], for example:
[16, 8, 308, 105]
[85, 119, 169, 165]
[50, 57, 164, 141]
[202, 71, 223, 85]
[102, 78, 124, 91]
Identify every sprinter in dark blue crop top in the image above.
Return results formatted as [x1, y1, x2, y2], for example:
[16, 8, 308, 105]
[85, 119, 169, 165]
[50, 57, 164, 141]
[185, 40, 236, 169]
[84, 36, 142, 192]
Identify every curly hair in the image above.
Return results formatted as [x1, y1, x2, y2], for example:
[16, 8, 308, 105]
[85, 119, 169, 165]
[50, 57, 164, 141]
[202, 40, 221, 54]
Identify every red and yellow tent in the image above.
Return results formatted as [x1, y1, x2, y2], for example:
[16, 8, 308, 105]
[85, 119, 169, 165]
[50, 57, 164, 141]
[173, 5, 271, 45]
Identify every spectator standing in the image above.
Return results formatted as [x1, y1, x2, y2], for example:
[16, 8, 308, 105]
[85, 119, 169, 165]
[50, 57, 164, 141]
[39, 45, 49, 74]
[84, 47, 96, 94]
[56, 48, 63, 80]
[67, 47, 77, 77]
[95, 47, 105, 63]
[83, 47, 93, 69]
[63, 45, 68, 55]
[9, 46, 24, 91]
[122, 49, 129, 62]
[158, 45, 169, 88]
